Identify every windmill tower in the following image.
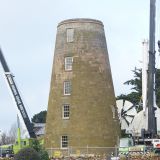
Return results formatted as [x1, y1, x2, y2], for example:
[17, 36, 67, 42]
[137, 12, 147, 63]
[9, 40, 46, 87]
[45, 18, 120, 151]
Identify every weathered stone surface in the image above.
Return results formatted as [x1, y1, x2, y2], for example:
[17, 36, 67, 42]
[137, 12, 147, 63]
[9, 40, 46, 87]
[45, 18, 120, 149]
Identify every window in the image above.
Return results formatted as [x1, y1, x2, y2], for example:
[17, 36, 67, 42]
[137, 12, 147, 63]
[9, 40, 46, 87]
[64, 81, 71, 95]
[21, 141, 26, 146]
[63, 104, 70, 119]
[65, 57, 73, 71]
[111, 106, 116, 119]
[61, 136, 68, 148]
[23, 141, 26, 146]
[67, 28, 74, 42]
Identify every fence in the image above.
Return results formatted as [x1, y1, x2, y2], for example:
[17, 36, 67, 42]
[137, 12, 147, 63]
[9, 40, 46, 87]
[46, 146, 119, 159]
[46, 146, 160, 159]
[1, 146, 160, 159]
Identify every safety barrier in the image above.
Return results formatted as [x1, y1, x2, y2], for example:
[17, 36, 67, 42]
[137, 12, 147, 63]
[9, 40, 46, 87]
[46, 146, 160, 159]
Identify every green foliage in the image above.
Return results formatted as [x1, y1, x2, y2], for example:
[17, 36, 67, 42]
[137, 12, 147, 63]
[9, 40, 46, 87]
[155, 69, 160, 108]
[31, 139, 41, 152]
[30, 139, 49, 160]
[39, 149, 49, 160]
[117, 68, 160, 108]
[124, 68, 142, 96]
[121, 130, 129, 137]
[14, 147, 40, 160]
[14, 140, 49, 160]
[31, 110, 47, 123]
[117, 92, 141, 105]
[117, 68, 142, 106]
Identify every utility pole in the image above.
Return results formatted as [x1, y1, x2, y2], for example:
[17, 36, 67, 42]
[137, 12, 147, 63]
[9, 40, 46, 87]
[148, 0, 157, 137]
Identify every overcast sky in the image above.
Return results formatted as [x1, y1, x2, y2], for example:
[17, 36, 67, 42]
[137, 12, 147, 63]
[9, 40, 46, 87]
[0, 0, 160, 132]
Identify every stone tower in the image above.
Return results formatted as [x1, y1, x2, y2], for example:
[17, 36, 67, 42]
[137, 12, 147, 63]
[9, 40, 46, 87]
[45, 18, 120, 150]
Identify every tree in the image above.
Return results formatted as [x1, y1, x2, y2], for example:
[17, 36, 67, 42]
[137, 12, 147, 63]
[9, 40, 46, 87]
[117, 68, 142, 105]
[117, 68, 160, 108]
[8, 123, 17, 144]
[0, 122, 28, 145]
[31, 110, 47, 123]
[124, 68, 142, 96]
[14, 138, 49, 160]
[117, 92, 141, 105]
[30, 139, 49, 160]
[31, 139, 41, 152]
[0, 123, 17, 145]
[155, 69, 160, 107]
[0, 132, 9, 145]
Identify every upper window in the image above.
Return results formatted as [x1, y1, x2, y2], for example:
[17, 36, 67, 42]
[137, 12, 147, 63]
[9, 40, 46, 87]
[111, 106, 116, 119]
[63, 104, 70, 119]
[65, 57, 73, 71]
[67, 28, 74, 42]
[64, 81, 71, 95]
[61, 136, 68, 148]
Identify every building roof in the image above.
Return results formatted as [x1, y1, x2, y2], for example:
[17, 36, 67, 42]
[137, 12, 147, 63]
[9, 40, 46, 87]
[33, 123, 45, 136]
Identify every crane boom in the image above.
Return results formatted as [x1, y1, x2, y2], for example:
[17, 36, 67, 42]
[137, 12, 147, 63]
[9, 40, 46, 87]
[0, 48, 36, 138]
[148, 0, 157, 137]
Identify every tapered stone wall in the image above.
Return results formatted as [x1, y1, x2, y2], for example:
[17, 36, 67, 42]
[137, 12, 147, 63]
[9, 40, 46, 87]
[45, 18, 120, 149]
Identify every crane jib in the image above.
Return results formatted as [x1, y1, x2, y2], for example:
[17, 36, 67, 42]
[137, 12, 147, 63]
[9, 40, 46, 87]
[5, 73, 28, 119]
[0, 48, 36, 138]
[0, 48, 10, 72]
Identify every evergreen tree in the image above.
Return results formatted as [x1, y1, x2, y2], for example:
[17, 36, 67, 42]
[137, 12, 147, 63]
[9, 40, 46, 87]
[117, 68, 160, 108]
[31, 110, 47, 123]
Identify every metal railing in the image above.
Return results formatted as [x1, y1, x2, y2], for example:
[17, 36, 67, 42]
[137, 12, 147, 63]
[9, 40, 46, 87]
[1, 146, 160, 159]
[46, 146, 118, 159]
[46, 146, 160, 159]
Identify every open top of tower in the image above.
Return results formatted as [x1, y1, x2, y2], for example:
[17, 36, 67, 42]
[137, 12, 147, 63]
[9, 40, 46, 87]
[58, 18, 103, 27]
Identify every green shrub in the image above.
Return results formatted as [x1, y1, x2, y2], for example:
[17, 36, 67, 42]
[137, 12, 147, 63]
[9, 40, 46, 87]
[30, 138, 49, 160]
[39, 149, 49, 160]
[31, 139, 41, 152]
[14, 147, 40, 160]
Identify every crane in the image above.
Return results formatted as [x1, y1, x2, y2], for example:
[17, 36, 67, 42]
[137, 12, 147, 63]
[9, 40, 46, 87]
[147, 0, 157, 137]
[0, 48, 36, 138]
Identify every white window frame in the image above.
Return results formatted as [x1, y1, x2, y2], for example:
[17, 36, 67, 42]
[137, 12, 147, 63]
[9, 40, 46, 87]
[62, 104, 70, 119]
[111, 106, 116, 119]
[66, 28, 74, 42]
[64, 81, 71, 95]
[61, 135, 68, 148]
[65, 57, 73, 71]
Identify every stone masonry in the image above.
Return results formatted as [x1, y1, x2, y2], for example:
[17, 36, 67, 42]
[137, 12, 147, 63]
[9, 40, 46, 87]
[45, 18, 120, 150]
